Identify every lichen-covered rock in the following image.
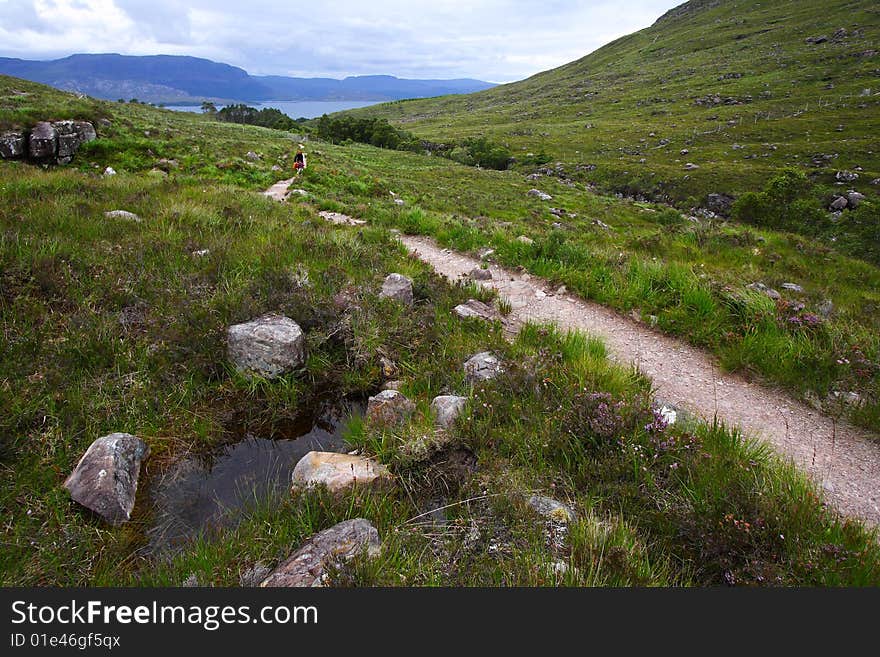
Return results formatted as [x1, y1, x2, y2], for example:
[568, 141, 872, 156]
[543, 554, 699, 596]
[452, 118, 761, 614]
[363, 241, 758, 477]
[28, 121, 57, 161]
[366, 389, 415, 426]
[291, 452, 390, 493]
[379, 273, 413, 305]
[227, 313, 306, 378]
[63, 433, 150, 525]
[527, 495, 576, 523]
[0, 131, 26, 159]
[431, 395, 468, 429]
[260, 518, 380, 587]
[464, 351, 504, 383]
[53, 120, 97, 164]
[453, 299, 497, 322]
[104, 209, 142, 222]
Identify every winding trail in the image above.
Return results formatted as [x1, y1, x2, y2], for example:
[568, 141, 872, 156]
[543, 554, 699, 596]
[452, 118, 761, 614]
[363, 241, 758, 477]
[264, 180, 880, 527]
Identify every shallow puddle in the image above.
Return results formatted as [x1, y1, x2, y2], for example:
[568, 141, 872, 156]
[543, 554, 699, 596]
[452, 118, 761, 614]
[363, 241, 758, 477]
[147, 399, 364, 553]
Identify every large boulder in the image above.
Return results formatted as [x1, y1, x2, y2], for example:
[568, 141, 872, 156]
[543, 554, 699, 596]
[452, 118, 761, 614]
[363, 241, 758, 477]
[63, 433, 150, 525]
[0, 131, 26, 159]
[379, 273, 413, 305]
[291, 452, 390, 493]
[260, 518, 381, 587]
[53, 120, 97, 164]
[28, 121, 57, 161]
[227, 313, 306, 378]
[366, 389, 415, 426]
[464, 351, 504, 383]
[431, 395, 468, 429]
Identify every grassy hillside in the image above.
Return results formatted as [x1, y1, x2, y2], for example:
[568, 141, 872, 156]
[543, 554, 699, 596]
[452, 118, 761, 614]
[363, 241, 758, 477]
[2, 76, 880, 586]
[344, 0, 879, 207]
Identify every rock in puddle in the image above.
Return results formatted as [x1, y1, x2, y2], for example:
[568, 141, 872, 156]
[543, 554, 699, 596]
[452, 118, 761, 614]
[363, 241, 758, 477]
[227, 313, 306, 379]
[379, 273, 413, 305]
[64, 432, 150, 525]
[527, 495, 576, 523]
[366, 389, 415, 426]
[431, 395, 468, 429]
[453, 299, 498, 322]
[291, 451, 391, 493]
[464, 352, 504, 383]
[260, 518, 381, 587]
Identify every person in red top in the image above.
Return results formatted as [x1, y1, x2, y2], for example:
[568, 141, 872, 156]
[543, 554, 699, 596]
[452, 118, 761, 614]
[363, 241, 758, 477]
[293, 145, 307, 174]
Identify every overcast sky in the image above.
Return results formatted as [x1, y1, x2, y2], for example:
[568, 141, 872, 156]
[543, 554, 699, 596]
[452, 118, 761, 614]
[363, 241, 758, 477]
[0, 0, 683, 82]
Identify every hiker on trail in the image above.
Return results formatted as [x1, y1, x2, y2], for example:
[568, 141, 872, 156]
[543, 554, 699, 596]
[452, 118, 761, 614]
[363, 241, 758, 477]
[293, 145, 307, 174]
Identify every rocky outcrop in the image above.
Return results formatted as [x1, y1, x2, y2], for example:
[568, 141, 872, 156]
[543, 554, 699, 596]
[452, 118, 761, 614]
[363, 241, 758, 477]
[227, 314, 306, 378]
[431, 395, 468, 429]
[0, 120, 97, 164]
[291, 452, 390, 492]
[63, 433, 150, 525]
[366, 389, 415, 426]
[260, 519, 381, 587]
[379, 273, 414, 305]
[464, 352, 504, 383]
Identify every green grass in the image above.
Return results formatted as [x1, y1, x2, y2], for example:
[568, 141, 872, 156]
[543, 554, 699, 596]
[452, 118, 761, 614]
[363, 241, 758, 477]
[2, 74, 880, 587]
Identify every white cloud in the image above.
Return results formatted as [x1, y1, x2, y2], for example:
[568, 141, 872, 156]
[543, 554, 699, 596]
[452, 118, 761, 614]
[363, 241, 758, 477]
[0, 0, 681, 81]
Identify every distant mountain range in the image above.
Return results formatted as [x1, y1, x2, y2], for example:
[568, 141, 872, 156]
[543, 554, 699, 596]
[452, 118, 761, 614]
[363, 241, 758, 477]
[0, 54, 496, 104]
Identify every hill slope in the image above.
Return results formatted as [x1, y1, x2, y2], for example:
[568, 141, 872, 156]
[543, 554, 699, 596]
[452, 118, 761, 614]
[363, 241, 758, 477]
[344, 0, 880, 204]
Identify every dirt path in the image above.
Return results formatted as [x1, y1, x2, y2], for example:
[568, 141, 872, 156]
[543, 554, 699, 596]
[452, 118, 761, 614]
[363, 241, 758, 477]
[262, 182, 880, 527]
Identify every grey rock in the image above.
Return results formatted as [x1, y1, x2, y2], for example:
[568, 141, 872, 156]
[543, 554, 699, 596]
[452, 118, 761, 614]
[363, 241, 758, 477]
[245, 151, 260, 161]
[527, 495, 576, 523]
[227, 314, 306, 378]
[0, 131, 26, 159]
[103, 166, 117, 176]
[527, 189, 553, 201]
[366, 389, 415, 426]
[683, 162, 700, 170]
[781, 283, 804, 293]
[464, 351, 504, 383]
[847, 191, 866, 208]
[747, 282, 781, 300]
[872, 178, 880, 186]
[707, 193, 734, 215]
[517, 235, 535, 245]
[104, 209, 142, 222]
[53, 120, 97, 164]
[818, 299, 835, 319]
[181, 574, 200, 587]
[393, 198, 405, 206]
[261, 519, 380, 587]
[291, 452, 390, 492]
[63, 432, 150, 525]
[431, 395, 468, 429]
[381, 380, 402, 391]
[829, 196, 848, 211]
[470, 267, 492, 280]
[835, 170, 858, 182]
[379, 273, 414, 306]
[453, 299, 497, 322]
[28, 121, 57, 161]
[592, 219, 612, 230]
[239, 563, 272, 587]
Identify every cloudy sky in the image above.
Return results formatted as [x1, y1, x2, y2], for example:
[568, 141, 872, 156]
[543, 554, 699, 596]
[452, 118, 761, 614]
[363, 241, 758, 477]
[0, 0, 682, 82]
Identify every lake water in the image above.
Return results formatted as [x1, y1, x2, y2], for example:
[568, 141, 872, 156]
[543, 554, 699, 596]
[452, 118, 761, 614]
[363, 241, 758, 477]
[163, 100, 381, 119]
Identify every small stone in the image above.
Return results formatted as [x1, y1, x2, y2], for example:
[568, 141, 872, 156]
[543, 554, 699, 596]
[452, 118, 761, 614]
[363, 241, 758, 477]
[829, 196, 848, 211]
[245, 151, 260, 160]
[818, 299, 835, 318]
[191, 249, 210, 257]
[527, 495, 576, 523]
[63, 433, 150, 525]
[103, 166, 117, 176]
[227, 314, 306, 379]
[431, 395, 468, 429]
[379, 273, 414, 306]
[291, 452, 390, 493]
[366, 389, 415, 426]
[470, 267, 492, 281]
[260, 519, 381, 587]
[517, 235, 535, 245]
[453, 299, 497, 321]
[104, 209, 142, 222]
[181, 574, 200, 587]
[393, 198, 405, 206]
[847, 191, 866, 208]
[835, 170, 858, 182]
[684, 162, 700, 170]
[464, 352, 504, 383]
[746, 282, 781, 300]
[527, 189, 553, 201]
[239, 563, 272, 587]
[479, 248, 496, 260]
[0, 131, 26, 159]
[781, 283, 804, 293]
[381, 380, 402, 391]
[379, 356, 398, 378]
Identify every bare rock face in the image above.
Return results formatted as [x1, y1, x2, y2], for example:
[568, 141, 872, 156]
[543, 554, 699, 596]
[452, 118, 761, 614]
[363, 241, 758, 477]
[291, 452, 390, 493]
[0, 131, 26, 159]
[453, 299, 497, 322]
[431, 395, 468, 429]
[63, 433, 150, 525]
[366, 389, 415, 426]
[260, 518, 381, 587]
[54, 120, 97, 164]
[464, 351, 504, 383]
[227, 314, 306, 378]
[379, 273, 413, 305]
[527, 495, 576, 523]
[28, 121, 57, 161]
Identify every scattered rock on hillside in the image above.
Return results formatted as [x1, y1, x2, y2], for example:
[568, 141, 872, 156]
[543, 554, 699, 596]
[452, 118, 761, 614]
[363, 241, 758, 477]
[366, 389, 415, 426]
[464, 352, 504, 383]
[103, 166, 117, 176]
[291, 452, 390, 492]
[527, 189, 553, 201]
[379, 273, 414, 305]
[470, 267, 492, 280]
[227, 314, 306, 378]
[781, 283, 805, 293]
[829, 196, 848, 211]
[454, 299, 497, 322]
[684, 162, 700, 170]
[836, 170, 858, 182]
[847, 191, 866, 208]
[245, 151, 260, 161]
[54, 120, 97, 164]
[104, 209, 142, 222]
[239, 562, 272, 587]
[707, 193, 734, 216]
[63, 432, 150, 525]
[260, 518, 381, 587]
[517, 235, 535, 245]
[818, 299, 835, 319]
[431, 395, 468, 429]
[0, 131, 26, 158]
[747, 282, 781, 300]
[527, 495, 576, 523]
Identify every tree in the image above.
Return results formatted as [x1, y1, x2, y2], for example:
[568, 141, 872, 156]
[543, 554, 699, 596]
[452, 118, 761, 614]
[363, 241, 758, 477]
[201, 101, 218, 114]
